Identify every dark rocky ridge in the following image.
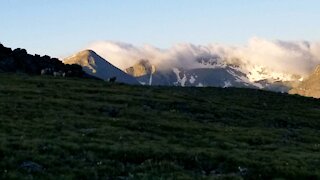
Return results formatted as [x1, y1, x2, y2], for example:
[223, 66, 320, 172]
[0, 43, 86, 77]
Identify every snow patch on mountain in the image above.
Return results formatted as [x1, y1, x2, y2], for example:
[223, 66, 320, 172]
[246, 65, 299, 82]
[148, 73, 153, 85]
[173, 68, 187, 86]
[189, 75, 196, 84]
[223, 81, 232, 88]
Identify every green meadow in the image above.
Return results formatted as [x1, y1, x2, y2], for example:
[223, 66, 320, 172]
[0, 73, 319, 179]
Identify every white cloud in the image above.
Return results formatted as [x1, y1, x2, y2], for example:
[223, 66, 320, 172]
[85, 37, 320, 77]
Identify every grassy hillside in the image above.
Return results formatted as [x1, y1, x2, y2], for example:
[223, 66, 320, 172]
[0, 73, 320, 179]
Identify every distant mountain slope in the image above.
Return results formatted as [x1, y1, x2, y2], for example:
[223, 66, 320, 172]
[125, 59, 252, 87]
[64, 50, 140, 85]
[135, 67, 256, 88]
[289, 65, 320, 98]
[125, 59, 297, 91]
[174, 67, 254, 88]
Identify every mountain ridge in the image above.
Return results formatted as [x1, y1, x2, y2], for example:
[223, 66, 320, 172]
[0, 43, 86, 77]
[64, 50, 140, 85]
[125, 59, 300, 92]
[62, 49, 319, 97]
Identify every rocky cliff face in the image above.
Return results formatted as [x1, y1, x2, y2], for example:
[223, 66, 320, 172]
[289, 65, 320, 98]
[125, 59, 156, 77]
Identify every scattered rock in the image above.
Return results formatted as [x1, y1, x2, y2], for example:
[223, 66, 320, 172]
[238, 166, 248, 176]
[80, 128, 96, 134]
[37, 82, 45, 88]
[19, 161, 43, 173]
[109, 108, 120, 117]
[99, 106, 121, 118]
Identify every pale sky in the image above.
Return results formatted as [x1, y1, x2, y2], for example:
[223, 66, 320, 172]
[0, 0, 319, 57]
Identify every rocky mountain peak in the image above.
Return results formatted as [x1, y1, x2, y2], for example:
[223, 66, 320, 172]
[125, 59, 156, 77]
[64, 50, 140, 85]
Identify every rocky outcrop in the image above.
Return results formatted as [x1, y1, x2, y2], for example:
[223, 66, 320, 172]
[0, 43, 85, 77]
[125, 59, 156, 77]
[289, 65, 320, 98]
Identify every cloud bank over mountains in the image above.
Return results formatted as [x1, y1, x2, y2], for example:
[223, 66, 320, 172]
[86, 37, 320, 77]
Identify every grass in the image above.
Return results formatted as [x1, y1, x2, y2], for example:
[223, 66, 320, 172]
[0, 73, 320, 179]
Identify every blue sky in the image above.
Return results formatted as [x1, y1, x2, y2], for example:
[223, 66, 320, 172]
[0, 0, 319, 57]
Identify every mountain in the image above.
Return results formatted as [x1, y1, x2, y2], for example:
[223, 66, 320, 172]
[64, 50, 140, 85]
[289, 65, 320, 98]
[125, 59, 299, 91]
[62, 50, 303, 93]
[125, 59, 251, 87]
[134, 66, 255, 88]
